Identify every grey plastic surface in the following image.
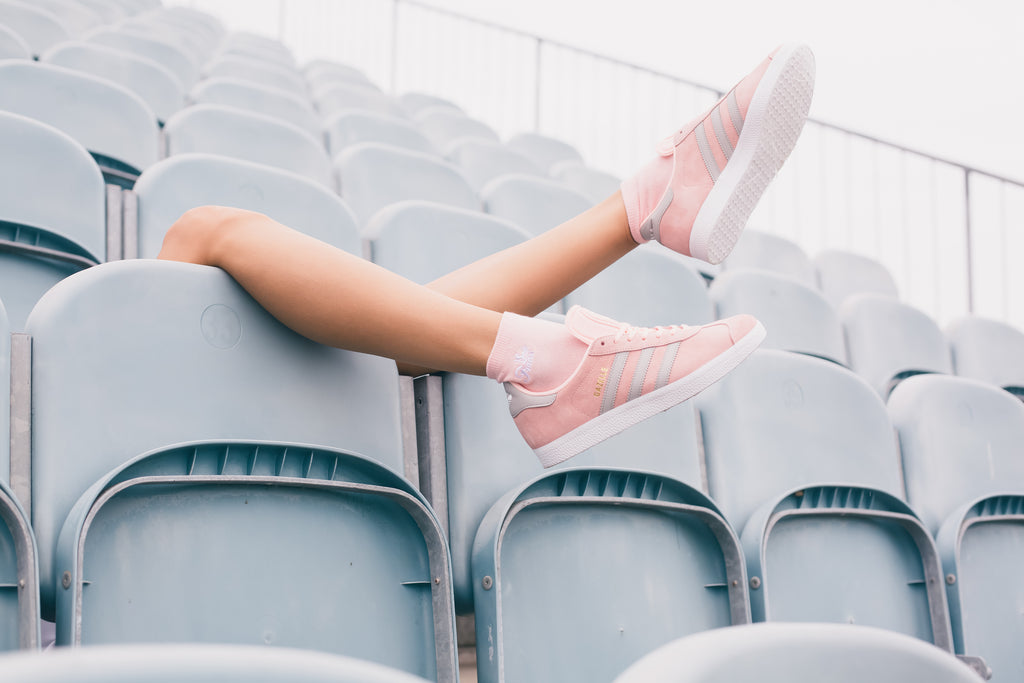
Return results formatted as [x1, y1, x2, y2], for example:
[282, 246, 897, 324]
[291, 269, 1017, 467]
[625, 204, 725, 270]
[305, 59, 375, 91]
[0, 298, 7, 481]
[415, 108, 499, 151]
[0, 23, 30, 59]
[889, 374, 1024, 536]
[813, 249, 899, 309]
[189, 77, 321, 138]
[220, 32, 295, 65]
[698, 350, 950, 644]
[75, 0, 127, 24]
[550, 160, 621, 205]
[947, 315, 1024, 392]
[399, 91, 462, 117]
[55, 442, 455, 679]
[841, 293, 952, 397]
[164, 104, 333, 188]
[565, 243, 715, 327]
[615, 623, 981, 683]
[336, 143, 479, 227]
[0, 2, 68, 57]
[0, 478, 38, 651]
[472, 469, 748, 683]
[506, 131, 584, 172]
[316, 82, 405, 120]
[30, 0, 99, 36]
[698, 349, 905, 535]
[132, 153, 360, 259]
[480, 174, 592, 236]
[25, 260, 405, 617]
[366, 200, 530, 283]
[325, 111, 438, 157]
[0, 112, 105, 330]
[446, 138, 544, 191]
[0, 60, 159, 174]
[0, 643, 433, 682]
[202, 55, 307, 96]
[710, 269, 847, 365]
[86, 28, 198, 88]
[721, 229, 816, 285]
[42, 40, 184, 124]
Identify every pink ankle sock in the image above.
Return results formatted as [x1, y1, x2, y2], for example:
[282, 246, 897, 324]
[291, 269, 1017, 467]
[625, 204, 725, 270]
[485, 313, 588, 391]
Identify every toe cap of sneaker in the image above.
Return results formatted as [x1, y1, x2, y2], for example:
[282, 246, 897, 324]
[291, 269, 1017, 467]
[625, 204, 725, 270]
[721, 313, 761, 343]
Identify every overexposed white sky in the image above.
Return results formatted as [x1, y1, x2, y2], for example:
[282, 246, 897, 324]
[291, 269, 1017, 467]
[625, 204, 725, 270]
[417, 0, 1024, 183]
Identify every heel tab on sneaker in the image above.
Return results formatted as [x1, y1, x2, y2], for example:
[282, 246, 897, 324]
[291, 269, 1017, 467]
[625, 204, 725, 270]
[504, 382, 557, 418]
[565, 306, 627, 345]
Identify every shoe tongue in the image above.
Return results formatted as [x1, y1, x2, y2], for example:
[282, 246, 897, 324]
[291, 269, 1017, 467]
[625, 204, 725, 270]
[565, 306, 627, 344]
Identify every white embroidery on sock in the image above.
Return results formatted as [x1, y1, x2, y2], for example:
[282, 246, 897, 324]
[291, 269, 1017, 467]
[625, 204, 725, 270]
[513, 346, 535, 383]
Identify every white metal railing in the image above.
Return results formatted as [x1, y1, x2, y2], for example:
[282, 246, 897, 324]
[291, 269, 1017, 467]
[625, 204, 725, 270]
[176, 0, 1024, 330]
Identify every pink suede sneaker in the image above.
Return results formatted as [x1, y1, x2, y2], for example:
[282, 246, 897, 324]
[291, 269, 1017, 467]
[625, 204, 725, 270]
[622, 43, 815, 264]
[505, 305, 765, 467]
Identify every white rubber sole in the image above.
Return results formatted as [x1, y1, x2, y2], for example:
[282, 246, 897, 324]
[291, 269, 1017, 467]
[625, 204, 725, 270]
[534, 321, 767, 468]
[689, 43, 816, 264]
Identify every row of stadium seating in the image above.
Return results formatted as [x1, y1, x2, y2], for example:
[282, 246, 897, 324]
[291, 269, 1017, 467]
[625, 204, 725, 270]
[0, 1, 1020, 682]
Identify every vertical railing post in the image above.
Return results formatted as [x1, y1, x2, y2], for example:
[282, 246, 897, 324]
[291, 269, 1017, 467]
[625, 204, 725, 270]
[533, 36, 542, 132]
[964, 169, 975, 313]
[391, 0, 400, 93]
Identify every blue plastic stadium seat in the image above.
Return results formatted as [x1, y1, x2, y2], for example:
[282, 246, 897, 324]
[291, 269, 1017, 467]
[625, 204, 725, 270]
[220, 31, 296, 66]
[189, 78, 321, 139]
[0, 22, 30, 58]
[841, 293, 952, 397]
[480, 174, 591, 236]
[565, 243, 714, 328]
[615, 623, 981, 683]
[164, 105, 334, 188]
[365, 201, 530, 284]
[709, 269, 847, 364]
[721, 229, 816, 285]
[0, 112, 105, 330]
[0, 643, 433, 682]
[398, 92, 461, 118]
[550, 160, 621, 205]
[125, 7, 223, 63]
[946, 315, 1024, 394]
[506, 132, 584, 172]
[813, 249, 899, 309]
[86, 28, 199, 89]
[24, 260, 456, 678]
[32, 0, 100, 36]
[304, 60, 375, 92]
[335, 143, 479, 227]
[201, 55, 308, 98]
[76, 0, 128, 23]
[0, 60, 159, 186]
[889, 374, 1024, 680]
[131, 153, 361, 259]
[315, 82, 405, 120]
[0, 2, 69, 57]
[414, 108, 499, 152]
[697, 350, 954, 650]
[42, 41, 184, 125]
[446, 139, 544, 191]
[325, 111, 437, 158]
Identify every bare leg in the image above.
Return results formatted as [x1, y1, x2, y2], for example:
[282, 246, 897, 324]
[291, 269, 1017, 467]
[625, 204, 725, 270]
[427, 192, 635, 316]
[159, 206, 500, 376]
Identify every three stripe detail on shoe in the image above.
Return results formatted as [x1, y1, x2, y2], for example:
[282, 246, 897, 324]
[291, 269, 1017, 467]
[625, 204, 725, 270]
[696, 90, 744, 182]
[598, 342, 682, 415]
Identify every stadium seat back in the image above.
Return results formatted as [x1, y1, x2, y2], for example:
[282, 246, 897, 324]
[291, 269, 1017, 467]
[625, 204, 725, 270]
[841, 294, 952, 397]
[481, 174, 591, 236]
[506, 131, 583, 172]
[315, 82, 404, 120]
[42, 40, 184, 124]
[325, 111, 437, 157]
[722, 229, 816, 285]
[86, 28, 198, 88]
[132, 153, 360, 259]
[164, 104, 333, 188]
[335, 143, 478, 226]
[202, 55, 307, 97]
[0, 2, 69, 57]
[446, 138, 544, 191]
[946, 315, 1024, 392]
[813, 249, 899, 309]
[550, 160, 621, 205]
[188, 77, 321, 139]
[0, 22, 30, 58]
[710, 269, 847, 364]
[415, 108, 499, 151]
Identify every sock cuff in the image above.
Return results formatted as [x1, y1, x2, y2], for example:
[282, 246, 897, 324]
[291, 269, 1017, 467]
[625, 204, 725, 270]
[485, 312, 523, 382]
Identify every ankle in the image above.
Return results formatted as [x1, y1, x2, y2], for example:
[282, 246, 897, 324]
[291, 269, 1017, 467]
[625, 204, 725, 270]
[486, 313, 588, 391]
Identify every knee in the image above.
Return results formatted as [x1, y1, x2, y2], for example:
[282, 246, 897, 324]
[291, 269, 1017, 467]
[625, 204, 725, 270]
[161, 206, 263, 265]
